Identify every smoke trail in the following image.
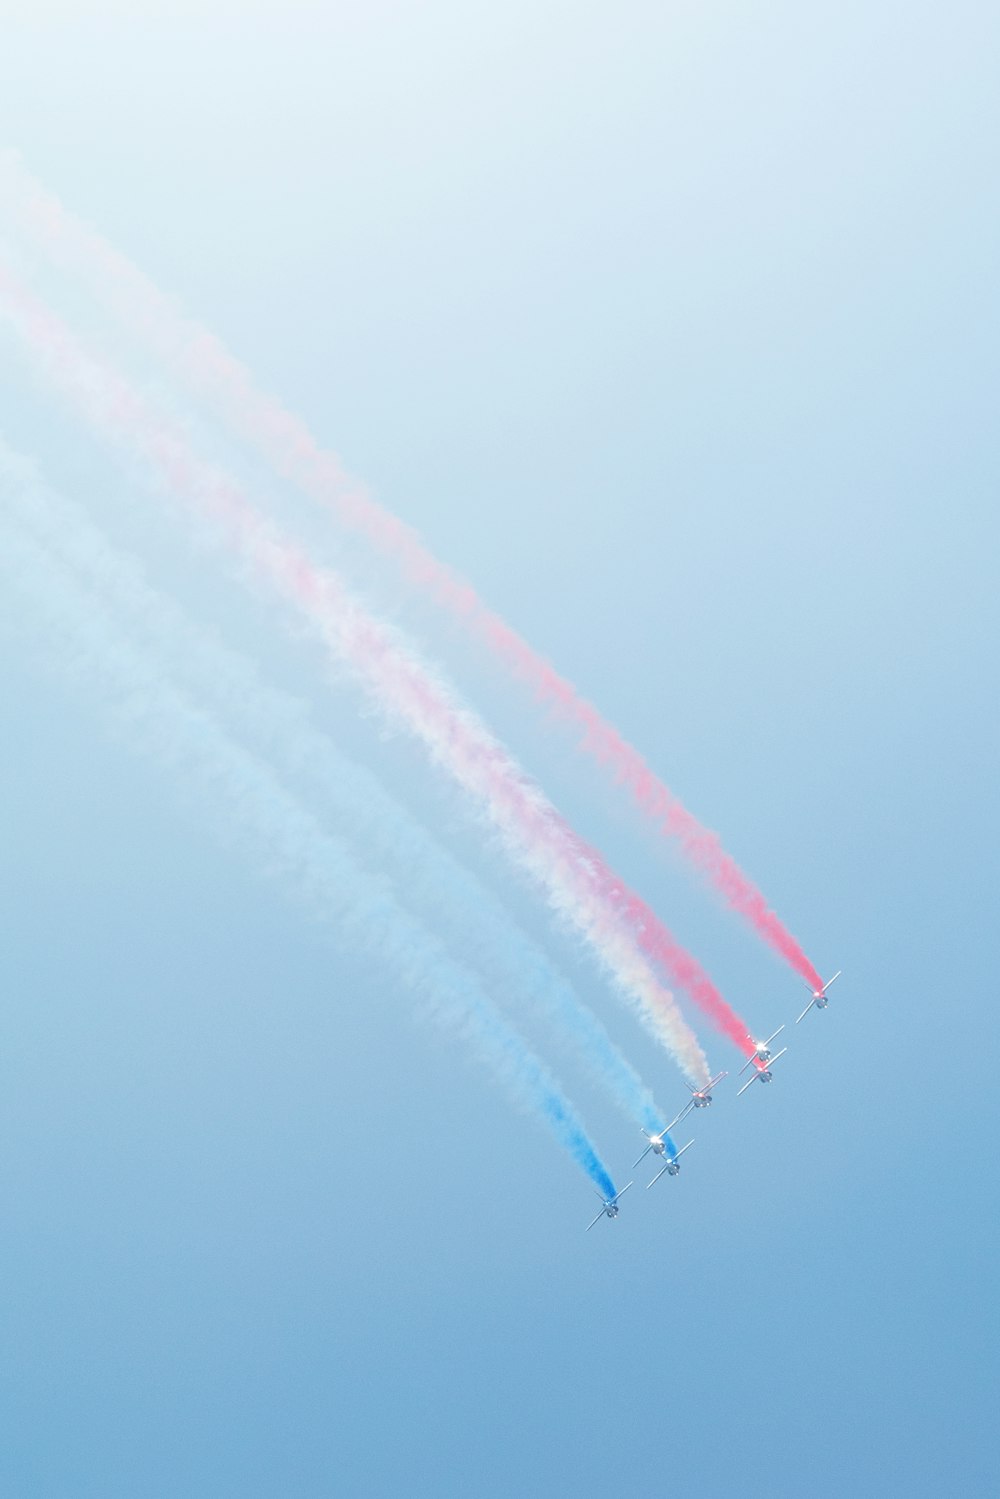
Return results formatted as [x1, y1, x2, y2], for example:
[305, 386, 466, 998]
[657, 1131, 679, 1165]
[0, 438, 666, 1135]
[0, 150, 825, 994]
[0, 501, 619, 1199]
[0, 269, 735, 1073]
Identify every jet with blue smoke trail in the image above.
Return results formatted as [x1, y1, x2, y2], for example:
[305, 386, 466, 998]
[633, 1115, 692, 1174]
[586, 1183, 633, 1232]
[0, 498, 620, 1203]
[0, 437, 666, 1139]
[645, 1141, 695, 1189]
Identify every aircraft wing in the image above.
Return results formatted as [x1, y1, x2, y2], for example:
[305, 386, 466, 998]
[646, 1163, 669, 1189]
[738, 1054, 759, 1076]
[632, 1143, 653, 1169]
[770, 1047, 788, 1065]
[795, 998, 816, 1024]
[737, 1073, 760, 1097]
[586, 1209, 607, 1231]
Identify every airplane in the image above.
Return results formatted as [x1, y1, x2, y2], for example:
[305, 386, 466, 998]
[736, 1047, 788, 1096]
[646, 1140, 695, 1188]
[632, 1114, 686, 1169]
[739, 1025, 786, 1074]
[796, 971, 843, 1024]
[586, 1182, 633, 1231]
[675, 1070, 728, 1122]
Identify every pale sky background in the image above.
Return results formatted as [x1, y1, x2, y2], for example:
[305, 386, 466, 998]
[1, 4, 998, 1495]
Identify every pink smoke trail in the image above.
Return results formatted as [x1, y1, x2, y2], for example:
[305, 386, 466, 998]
[0, 266, 754, 1070]
[0, 151, 824, 996]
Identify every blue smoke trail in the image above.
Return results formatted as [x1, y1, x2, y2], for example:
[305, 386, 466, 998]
[0, 499, 617, 1201]
[0, 439, 663, 1137]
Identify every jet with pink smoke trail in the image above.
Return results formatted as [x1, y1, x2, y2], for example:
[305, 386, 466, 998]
[0, 150, 825, 996]
[0, 266, 745, 1074]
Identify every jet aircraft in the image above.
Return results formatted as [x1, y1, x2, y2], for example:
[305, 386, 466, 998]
[632, 1115, 686, 1169]
[740, 1026, 786, 1074]
[796, 971, 843, 1024]
[676, 1070, 728, 1122]
[646, 1140, 694, 1188]
[737, 1047, 789, 1096]
[586, 1182, 633, 1231]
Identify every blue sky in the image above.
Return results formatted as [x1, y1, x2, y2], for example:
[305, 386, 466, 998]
[1, 3, 998, 1495]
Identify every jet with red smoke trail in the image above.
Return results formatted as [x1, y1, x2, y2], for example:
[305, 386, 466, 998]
[739, 1026, 786, 1073]
[0, 153, 831, 1000]
[737, 1048, 789, 1097]
[796, 972, 843, 1024]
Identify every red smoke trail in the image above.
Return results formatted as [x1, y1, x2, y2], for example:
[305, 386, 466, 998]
[0, 266, 752, 1065]
[0, 154, 823, 994]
